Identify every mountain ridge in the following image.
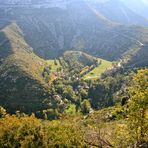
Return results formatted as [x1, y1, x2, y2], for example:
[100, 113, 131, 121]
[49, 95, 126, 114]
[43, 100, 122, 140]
[0, 23, 51, 113]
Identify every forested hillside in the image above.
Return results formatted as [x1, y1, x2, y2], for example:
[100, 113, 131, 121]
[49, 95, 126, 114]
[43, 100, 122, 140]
[0, 23, 51, 113]
[0, 69, 147, 147]
[0, 0, 148, 147]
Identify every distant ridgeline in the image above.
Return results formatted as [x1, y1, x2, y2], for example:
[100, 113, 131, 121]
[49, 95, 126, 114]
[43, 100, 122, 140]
[0, 0, 148, 61]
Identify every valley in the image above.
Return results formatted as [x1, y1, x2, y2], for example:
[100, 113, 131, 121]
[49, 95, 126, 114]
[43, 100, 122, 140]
[0, 22, 115, 115]
[0, 0, 147, 120]
[0, 0, 148, 147]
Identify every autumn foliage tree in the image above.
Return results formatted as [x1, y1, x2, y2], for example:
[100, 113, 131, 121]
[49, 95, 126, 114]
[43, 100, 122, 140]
[0, 111, 86, 147]
[128, 69, 148, 147]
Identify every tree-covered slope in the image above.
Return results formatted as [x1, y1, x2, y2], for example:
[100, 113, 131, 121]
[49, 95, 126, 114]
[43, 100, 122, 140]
[63, 51, 98, 69]
[0, 23, 50, 113]
[0, 68, 147, 148]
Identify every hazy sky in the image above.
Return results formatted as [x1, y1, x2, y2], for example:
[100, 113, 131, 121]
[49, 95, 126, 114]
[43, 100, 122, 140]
[142, 0, 148, 5]
[121, 0, 148, 5]
[91, 0, 148, 5]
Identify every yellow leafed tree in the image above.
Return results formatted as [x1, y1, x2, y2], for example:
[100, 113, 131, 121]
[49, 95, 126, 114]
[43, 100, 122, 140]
[128, 69, 148, 147]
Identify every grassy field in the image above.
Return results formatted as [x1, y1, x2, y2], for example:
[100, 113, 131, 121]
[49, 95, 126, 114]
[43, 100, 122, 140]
[83, 58, 112, 80]
[46, 58, 112, 80]
[46, 59, 61, 72]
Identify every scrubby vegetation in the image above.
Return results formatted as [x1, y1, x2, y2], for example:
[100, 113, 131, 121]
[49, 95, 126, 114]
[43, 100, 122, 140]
[0, 112, 86, 147]
[0, 68, 147, 147]
[0, 1, 148, 147]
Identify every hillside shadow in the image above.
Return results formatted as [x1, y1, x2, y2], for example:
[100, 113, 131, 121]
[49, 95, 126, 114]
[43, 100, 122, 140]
[0, 31, 13, 59]
[129, 44, 148, 67]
